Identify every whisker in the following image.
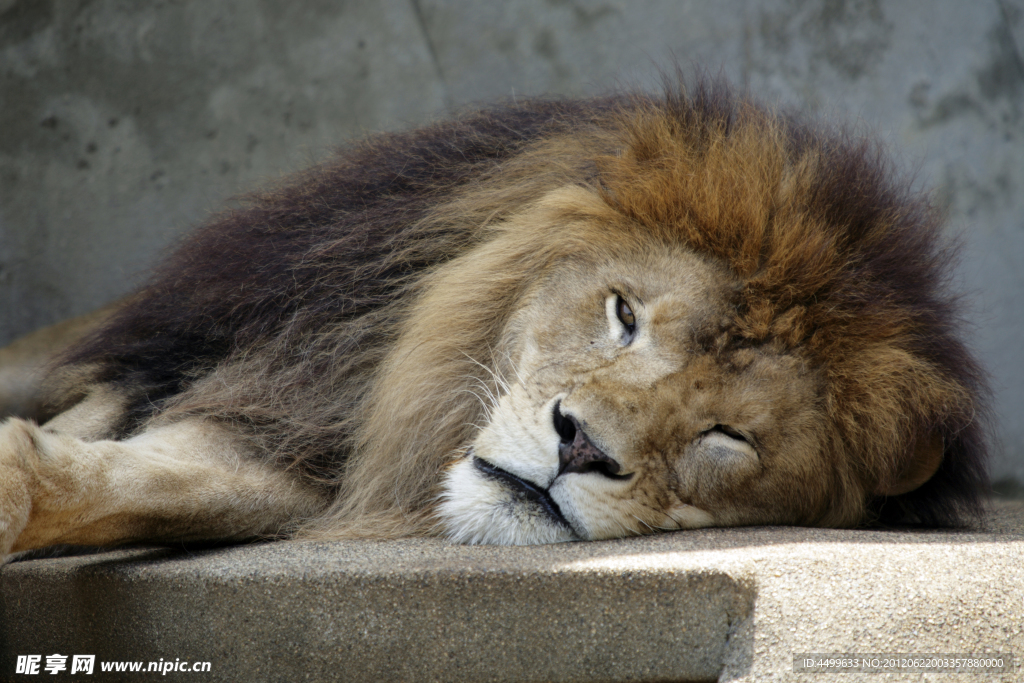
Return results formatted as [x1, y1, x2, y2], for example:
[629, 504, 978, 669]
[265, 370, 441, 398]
[453, 387, 495, 423]
[632, 500, 686, 531]
[461, 350, 513, 397]
[630, 513, 657, 534]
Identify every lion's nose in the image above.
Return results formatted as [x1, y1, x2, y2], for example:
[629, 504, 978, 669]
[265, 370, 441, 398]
[553, 401, 628, 479]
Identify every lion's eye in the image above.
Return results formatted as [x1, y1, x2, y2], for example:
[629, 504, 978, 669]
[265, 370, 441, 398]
[615, 296, 636, 333]
[707, 424, 751, 445]
[604, 292, 639, 344]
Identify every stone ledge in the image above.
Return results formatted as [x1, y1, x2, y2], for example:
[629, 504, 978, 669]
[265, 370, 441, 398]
[1, 540, 753, 682]
[2, 501, 1022, 682]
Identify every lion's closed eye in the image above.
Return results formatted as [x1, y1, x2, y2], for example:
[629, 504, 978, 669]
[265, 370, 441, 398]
[680, 427, 762, 499]
[699, 426, 758, 462]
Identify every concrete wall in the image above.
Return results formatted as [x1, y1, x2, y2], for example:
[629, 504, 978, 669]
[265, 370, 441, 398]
[1, 0, 1022, 488]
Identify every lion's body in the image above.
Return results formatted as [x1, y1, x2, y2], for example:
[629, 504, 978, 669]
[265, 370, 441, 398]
[0, 79, 989, 557]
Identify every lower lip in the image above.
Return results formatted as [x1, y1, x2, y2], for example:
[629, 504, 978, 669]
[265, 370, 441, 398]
[472, 457, 572, 530]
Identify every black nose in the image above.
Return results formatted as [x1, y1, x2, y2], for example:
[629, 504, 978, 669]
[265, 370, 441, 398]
[552, 401, 628, 479]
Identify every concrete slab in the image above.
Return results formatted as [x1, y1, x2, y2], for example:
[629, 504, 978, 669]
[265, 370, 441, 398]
[2, 501, 1021, 681]
[1, 541, 751, 682]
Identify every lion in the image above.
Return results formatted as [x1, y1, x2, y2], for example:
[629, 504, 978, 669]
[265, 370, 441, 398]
[0, 76, 990, 559]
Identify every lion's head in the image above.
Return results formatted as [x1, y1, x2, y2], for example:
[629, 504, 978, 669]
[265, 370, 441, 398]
[55, 78, 988, 545]
[437, 188, 827, 544]
[404, 88, 986, 545]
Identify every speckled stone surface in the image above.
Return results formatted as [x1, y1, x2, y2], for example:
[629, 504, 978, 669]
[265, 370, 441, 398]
[2, 501, 1021, 682]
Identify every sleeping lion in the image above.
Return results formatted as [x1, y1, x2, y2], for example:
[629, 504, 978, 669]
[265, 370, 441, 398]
[0, 77, 989, 558]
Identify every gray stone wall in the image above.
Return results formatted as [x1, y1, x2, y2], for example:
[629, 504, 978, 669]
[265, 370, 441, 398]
[1, 0, 1022, 487]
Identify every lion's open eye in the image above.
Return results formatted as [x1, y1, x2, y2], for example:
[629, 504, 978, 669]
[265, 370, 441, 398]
[604, 292, 638, 344]
[615, 295, 636, 334]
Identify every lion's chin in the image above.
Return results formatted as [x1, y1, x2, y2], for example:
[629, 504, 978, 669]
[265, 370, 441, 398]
[439, 456, 578, 545]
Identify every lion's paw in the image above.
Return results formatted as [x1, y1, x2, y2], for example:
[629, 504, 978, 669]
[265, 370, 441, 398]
[0, 418, 37, 562]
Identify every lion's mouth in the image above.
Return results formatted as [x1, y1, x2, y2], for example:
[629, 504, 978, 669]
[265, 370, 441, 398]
[472, 456, 572, 530]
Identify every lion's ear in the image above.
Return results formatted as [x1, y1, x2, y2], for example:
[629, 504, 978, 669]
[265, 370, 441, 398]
[875, 434, 944, 497]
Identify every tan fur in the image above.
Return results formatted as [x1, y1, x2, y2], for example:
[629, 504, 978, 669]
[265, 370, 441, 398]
[0, 416, 326, 557]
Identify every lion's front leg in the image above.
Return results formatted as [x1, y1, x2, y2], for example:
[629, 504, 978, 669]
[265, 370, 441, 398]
[0, 419, 35, 558]
[0, 417, 327, 560]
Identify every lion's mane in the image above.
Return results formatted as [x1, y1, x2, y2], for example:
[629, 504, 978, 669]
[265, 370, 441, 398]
[54, 76, 989, 538]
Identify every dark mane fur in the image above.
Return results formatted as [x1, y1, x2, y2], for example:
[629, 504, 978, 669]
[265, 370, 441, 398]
[53, 75, 989, 530]
[59, 97, 617, 454]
